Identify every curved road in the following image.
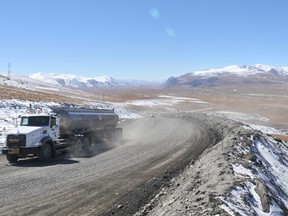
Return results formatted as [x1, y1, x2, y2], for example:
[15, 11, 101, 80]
[0, 115, 216, 216]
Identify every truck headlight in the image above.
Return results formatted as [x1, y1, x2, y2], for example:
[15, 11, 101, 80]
[32, 141, 42, 147]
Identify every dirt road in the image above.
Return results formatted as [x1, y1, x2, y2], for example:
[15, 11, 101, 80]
[0, 116, 217, 216]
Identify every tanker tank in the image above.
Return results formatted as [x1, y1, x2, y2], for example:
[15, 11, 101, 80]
[52, 108, 119, 135]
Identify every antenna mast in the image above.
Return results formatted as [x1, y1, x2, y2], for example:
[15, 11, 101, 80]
[8, 63, 11, 79]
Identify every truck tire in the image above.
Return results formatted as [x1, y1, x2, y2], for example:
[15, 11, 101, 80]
[39, 144, 52, 161]
[6, 154, 18, 163]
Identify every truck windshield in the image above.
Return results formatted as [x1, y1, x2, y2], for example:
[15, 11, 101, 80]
[21, 116, 50, 127]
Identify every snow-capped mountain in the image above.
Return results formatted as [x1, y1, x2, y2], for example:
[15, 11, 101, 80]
[0, 71, 161, 90]
[191, 64, 288, 77]
[29, 72, 123, 88]
[0, 72, 56, 90]
[28, 72, 162, 88]
[164, 64, 288, 88]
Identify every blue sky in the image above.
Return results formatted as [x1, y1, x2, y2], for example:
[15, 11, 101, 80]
[0, 0, 287, 81]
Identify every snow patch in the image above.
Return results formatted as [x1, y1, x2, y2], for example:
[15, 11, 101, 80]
[221, 125, 288, 215]
[232, 163, 254, 179]
[213, 111, 269, 123]
[119, 95, 207, 108]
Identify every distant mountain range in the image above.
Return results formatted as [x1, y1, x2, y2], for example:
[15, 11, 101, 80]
[0, 71, 161, 90]
[2, 64, 287, 90]
[164, 64, 288, 88]
[28, 72, 160, 88]
[29, 72, 121, 88]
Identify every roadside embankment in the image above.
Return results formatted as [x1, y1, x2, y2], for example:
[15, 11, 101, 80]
[135, 112, 288, 216]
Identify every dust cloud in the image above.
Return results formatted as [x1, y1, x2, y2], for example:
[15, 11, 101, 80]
[120, 116, 186, 147]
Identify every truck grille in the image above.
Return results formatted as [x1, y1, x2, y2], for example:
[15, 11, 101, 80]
[7, 134, 26, 147]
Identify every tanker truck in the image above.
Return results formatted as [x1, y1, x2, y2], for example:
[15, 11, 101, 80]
[1, 108, 122, 163]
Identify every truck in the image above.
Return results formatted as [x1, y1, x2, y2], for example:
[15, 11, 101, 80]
[1, 108, 122, 163]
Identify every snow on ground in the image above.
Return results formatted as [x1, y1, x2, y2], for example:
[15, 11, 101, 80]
[0, 71, 89, 97]
[242, 94, 288, 99]
[158, 95, 208, 104]
[0, 72, 56, 91]
[247, 124, 288, 136]
[213, 111, 269, 123]
[214, 111, 288, 215]
[118, 95, 207, 108]
[220, 124, 288, 215]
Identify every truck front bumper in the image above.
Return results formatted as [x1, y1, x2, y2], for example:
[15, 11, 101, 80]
[1, 147, 39, 156]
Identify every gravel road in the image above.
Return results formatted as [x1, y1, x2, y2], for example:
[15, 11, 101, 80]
[0, 115, 217, 216]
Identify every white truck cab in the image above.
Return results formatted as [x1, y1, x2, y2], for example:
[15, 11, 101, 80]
[2, 113, 60, 162]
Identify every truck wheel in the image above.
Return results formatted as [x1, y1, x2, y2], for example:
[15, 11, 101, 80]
[39, 144, 52, 161]
[6, 154, 18, 163]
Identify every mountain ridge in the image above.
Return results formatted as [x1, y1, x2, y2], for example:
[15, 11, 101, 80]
[164, 64, 288, 88]
[0, 71, 161, 91]
[28, 72, 163, 88]
[29, 72, 122, 88]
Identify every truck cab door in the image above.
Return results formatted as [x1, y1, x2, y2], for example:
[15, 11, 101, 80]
[50, 116, 59, 139]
